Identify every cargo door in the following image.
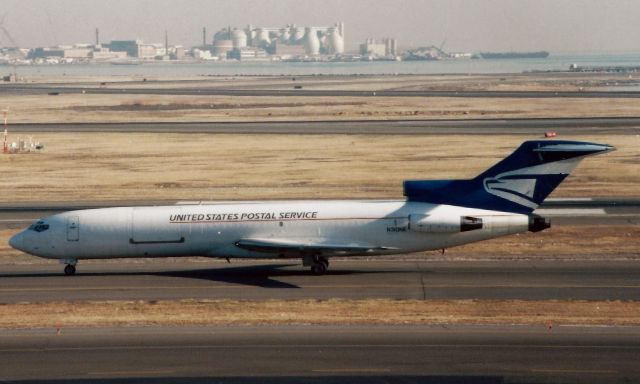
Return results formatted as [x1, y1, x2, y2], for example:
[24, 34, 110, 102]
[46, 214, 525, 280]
[66, 216, 79, 241]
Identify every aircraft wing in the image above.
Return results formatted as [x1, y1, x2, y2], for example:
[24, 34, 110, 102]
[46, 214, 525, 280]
[234, 238, 395, 256]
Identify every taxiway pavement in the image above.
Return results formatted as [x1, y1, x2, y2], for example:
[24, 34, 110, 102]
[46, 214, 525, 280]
[9, 117, 640, 135]
[1, 260, 639, 303]
[4, 83, 640, 98]
[1, 324, 639, 383]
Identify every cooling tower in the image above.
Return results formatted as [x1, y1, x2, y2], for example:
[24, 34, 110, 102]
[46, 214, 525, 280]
[304, 28, 320, 55]
[327, 27, 344, 54]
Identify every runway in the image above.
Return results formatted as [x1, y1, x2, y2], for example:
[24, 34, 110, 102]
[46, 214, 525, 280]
[9, 117, 640, 134]
[4, 83, 640, 98]
[1, 260, 639, 303]
[1, 324, 639, 383]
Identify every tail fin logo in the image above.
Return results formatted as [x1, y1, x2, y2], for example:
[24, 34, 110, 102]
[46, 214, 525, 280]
[483, 169, 539, 209]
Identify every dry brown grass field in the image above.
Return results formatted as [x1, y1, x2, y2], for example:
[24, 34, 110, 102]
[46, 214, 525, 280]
[1, 299, 639, 328]
[1, 94, 640, 123]
[1, 133, 636, 204]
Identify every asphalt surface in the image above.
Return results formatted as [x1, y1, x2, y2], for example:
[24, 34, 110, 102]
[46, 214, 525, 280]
[9, 117, 640, 135]
[4, 83, 640, 98]
[1, 324, 639, 383]
[1, 260, 639, 303]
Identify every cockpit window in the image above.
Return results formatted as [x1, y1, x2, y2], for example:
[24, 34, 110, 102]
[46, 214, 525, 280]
[28, 221, 50, 232]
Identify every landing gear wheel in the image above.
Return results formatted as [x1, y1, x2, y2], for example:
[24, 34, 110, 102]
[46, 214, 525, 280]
[311, 262, 327, 275]
[310, 256, 329, 275]
[64, 264, 76, 276]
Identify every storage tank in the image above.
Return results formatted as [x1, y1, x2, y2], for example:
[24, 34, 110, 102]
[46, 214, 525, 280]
[231, 29, 247, 49]
[327, 27, 344, 54]
[292, 27, 306, 42]
[319, 33, 328, 52]
[212, 40, 233, 56]
[245, 25, 256, 46]
[280, 28, 291, 43]
[213, 28, 231, 41]
[256, 28, 270, 46]
[304, 27, 320, 55]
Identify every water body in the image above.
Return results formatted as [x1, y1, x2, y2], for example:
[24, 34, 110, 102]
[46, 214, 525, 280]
[6, 53, 640, 77]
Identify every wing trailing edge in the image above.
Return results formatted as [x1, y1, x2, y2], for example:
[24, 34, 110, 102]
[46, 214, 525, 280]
[235, 238, 395, 256]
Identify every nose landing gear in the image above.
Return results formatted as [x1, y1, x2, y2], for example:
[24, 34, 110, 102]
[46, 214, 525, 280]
[61, 259, 77, 276]
[64, 264, 76, 276]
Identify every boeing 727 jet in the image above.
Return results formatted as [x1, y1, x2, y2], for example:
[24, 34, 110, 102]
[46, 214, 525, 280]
[10, 140, 614, 275]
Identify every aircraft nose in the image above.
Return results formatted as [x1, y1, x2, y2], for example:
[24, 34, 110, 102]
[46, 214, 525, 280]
[9, 232, 24, 252]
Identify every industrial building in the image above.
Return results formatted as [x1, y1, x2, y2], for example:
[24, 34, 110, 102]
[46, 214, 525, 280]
[26, 38, 187, 63]
[91, 46, 127, 60]
[228, 47, 268, 61]
[30, 46, 91, 59]
[106, 40, 160, 59]
[28, 44, 127, 62]
[4, 21, 424, 64]
[359, 38, 398, 59]
[211, 22, 345, 60]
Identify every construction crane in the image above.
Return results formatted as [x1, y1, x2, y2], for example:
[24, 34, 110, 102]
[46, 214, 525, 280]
[0, 13, 20, 48]
[0, 12, 25, 81]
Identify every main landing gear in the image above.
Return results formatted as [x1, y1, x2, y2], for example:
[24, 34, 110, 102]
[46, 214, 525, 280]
[308, 255, 329, 275]
[61, 259, 77, 276]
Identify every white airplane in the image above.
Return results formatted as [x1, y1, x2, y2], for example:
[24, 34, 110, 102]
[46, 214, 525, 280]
[10, 140, 613, 275]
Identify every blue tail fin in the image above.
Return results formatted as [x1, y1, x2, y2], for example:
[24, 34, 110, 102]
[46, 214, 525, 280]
[404, 140, 615, 214]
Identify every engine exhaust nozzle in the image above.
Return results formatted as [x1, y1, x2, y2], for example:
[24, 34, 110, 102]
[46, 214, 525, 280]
[528, 214, 551, 232]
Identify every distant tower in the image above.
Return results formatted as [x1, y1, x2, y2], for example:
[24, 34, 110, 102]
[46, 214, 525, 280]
[165, 30, 169, 55]
[95, 28, 99, 46]
[202, 27, 206, 46]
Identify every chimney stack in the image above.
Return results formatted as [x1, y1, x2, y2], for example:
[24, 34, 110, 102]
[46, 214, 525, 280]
[165, 30, 168, 55]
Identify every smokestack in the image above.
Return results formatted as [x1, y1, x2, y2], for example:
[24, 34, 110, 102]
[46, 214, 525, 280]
[165, 30, 168, 55]
[202, 27, 206, 47]
[95, 28, 99, 45]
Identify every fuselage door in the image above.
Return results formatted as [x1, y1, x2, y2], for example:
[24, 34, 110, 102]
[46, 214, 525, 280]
[66, 216, 79, 241]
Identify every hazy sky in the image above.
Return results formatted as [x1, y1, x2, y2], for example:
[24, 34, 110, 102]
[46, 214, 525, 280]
[2, 0, 639, 53]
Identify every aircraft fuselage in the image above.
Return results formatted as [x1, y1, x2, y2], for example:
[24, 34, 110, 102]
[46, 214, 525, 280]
[10, 200, 530, 261]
